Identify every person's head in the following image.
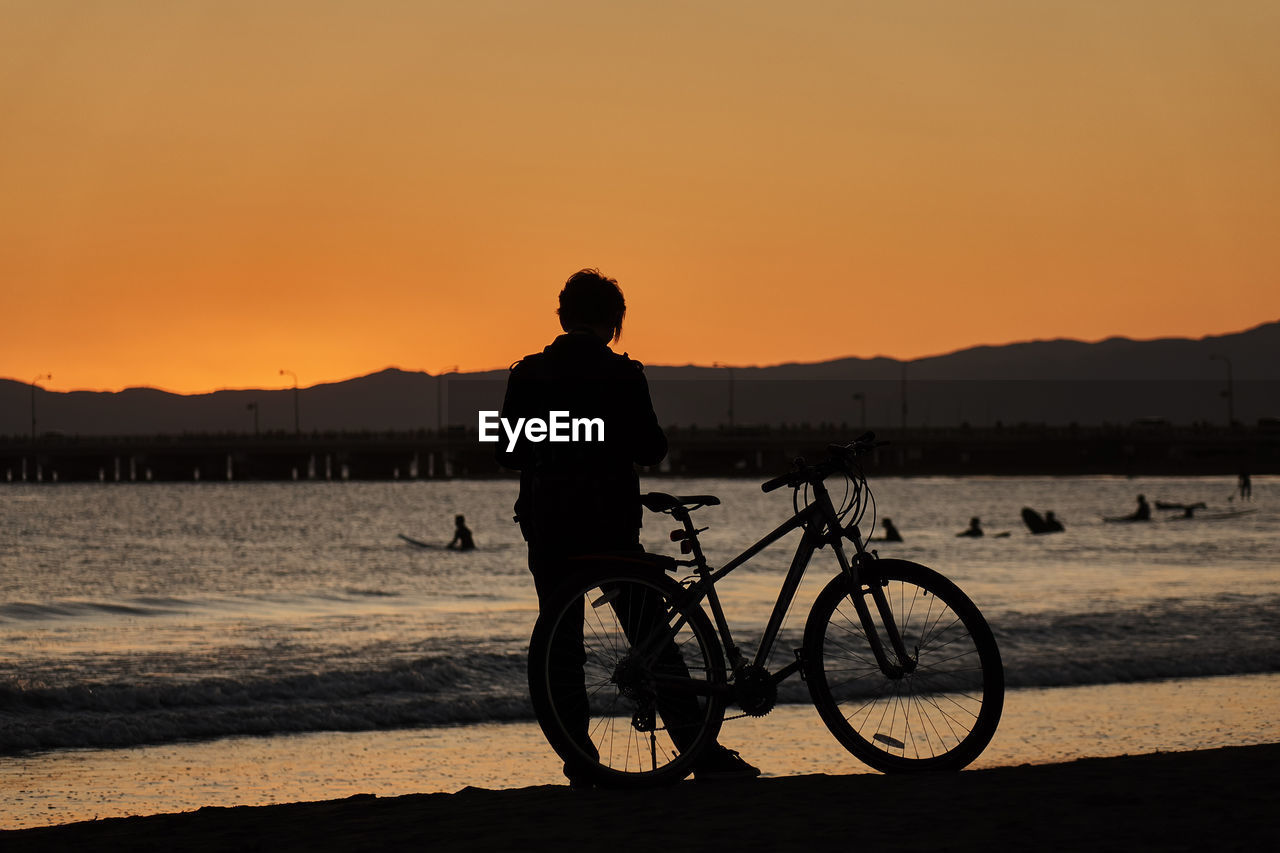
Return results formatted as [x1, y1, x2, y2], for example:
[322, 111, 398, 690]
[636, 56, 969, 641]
[558, 268, 626, 343]
[970, 517, 980, 526]
[455, 515, 465, 525]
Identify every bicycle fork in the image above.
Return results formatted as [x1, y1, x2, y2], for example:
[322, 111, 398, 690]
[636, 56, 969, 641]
[811, 483, 917, 679]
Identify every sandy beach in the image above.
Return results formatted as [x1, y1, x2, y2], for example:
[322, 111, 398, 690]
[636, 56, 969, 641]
[5, 744, 1276, 852]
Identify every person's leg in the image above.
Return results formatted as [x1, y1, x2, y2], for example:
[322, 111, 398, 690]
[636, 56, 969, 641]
[605, 569, 723, 755]
[529, 547, 598, 781]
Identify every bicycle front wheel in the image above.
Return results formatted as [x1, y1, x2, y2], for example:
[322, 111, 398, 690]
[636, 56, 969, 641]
[804, 559, 1003, 772]
[528, 567, 726, 787]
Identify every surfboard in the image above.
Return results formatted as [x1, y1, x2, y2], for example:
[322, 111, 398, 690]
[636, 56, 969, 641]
[1166, 508, 1258, 521]
[398, 533, 441, 549]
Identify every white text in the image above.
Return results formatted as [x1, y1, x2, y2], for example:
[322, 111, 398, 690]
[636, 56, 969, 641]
[478, 411, 605, 452]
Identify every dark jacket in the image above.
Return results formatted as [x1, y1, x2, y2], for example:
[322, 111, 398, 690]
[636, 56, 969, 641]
[497, 333, 667, 555]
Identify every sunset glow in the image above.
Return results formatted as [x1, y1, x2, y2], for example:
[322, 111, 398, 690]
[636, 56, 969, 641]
[3, 1, 1278, 393]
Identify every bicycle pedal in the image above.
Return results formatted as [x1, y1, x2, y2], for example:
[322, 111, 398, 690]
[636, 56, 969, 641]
[874, 733, 906, 750]
[591, 589, 621, 608]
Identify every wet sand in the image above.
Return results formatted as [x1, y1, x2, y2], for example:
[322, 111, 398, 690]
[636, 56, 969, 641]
[5, 744, 1277, 852]
[6, 672, 1279, 830]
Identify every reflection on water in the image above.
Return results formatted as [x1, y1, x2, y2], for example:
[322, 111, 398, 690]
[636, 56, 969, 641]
[0, 476, 1274, 755]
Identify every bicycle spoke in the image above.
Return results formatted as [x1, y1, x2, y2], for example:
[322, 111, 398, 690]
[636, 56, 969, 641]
[529, 569, 726, 787]
[805, 562, 1002, 772]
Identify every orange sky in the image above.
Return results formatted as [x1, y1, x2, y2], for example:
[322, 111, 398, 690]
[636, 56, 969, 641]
[3, 1, 1278, 393]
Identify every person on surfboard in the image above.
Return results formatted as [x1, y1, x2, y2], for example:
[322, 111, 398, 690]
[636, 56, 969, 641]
[1022, 508, 1065, 534]
[447, 514, 476, 550]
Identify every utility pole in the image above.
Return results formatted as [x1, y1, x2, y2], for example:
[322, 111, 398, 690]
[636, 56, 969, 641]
[436, 366, 459, 433]
[30, 373, 51, 441]
[1210, 354, 1234, 427]
[280, 369, 300, 434]
[900, 364, 908, 430]
[712, 363, 736, 428]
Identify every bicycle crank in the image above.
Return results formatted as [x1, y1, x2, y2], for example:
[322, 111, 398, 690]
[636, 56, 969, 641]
[733, 664, 777, 716]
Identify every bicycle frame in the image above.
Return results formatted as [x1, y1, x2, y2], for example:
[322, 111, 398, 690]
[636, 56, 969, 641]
[659, 476, 917, 691]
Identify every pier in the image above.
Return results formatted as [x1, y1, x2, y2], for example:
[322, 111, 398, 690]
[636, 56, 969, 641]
[2, 424, 1274, 483]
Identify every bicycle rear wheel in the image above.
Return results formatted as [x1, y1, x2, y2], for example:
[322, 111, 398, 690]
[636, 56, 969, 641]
[804, 559, 1003, 772]
[528, 566, 726, 787]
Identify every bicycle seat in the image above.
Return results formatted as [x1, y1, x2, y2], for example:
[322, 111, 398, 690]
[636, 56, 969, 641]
[641, 492, 721, 512]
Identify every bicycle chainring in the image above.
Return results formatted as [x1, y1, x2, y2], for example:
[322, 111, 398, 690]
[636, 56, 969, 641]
[733, 664, 777, 717]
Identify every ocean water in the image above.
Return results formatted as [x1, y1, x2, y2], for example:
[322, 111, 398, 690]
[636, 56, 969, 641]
[1, 475, 1276, 757]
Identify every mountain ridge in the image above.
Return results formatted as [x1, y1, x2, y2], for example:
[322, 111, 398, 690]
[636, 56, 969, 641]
[4, 321, 1277, 436]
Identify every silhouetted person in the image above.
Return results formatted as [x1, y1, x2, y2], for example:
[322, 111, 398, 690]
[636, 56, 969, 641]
[446, 514, 475, 551]
[1023, 508, 1065, 534]
[957, 517, 984, 538]
[1022, 507, 1047, 533]
[1178, 502, 1207, 518]
[880, 518, 903, 542]
[496, 268, 756, 784]
[1128, 494, 1151, 521]
[1150, 500, 1203, 519]
[1239, 472, 1252, 501]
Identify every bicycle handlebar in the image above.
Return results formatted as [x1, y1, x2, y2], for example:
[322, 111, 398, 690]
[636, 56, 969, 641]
[760, 432, 885, 493]
[760, 471, 794, 493]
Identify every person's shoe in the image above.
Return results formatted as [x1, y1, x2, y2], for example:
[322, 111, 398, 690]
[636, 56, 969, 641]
[564, 761, 597, 790]
[694, 746, 760, 782]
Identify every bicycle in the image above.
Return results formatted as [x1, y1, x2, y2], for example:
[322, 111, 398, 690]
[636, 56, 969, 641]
[527, 433, 1004, 787]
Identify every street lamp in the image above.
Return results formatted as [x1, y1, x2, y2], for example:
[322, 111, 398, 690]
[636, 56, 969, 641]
[1209, 354, 1234, 427]
[279, 369, 300, 434]
[30, 373, 51, 441]
[436, 365, 459, 433]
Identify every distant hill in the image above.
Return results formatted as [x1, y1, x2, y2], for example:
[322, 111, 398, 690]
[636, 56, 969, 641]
[4, 322, 1278, 436]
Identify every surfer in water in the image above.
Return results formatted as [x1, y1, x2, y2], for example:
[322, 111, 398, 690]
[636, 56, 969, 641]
[1128, 494, 1151, 522]
[447, 514, 476, 551]
[957, 517, 984, 538]
[1158, 501, 1207, 518]
[878, 518, 903, 542]
[1022, 508, 1065, 534]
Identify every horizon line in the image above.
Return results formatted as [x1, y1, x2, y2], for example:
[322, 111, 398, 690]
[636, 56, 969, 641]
[9, 319, 1275, 396]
